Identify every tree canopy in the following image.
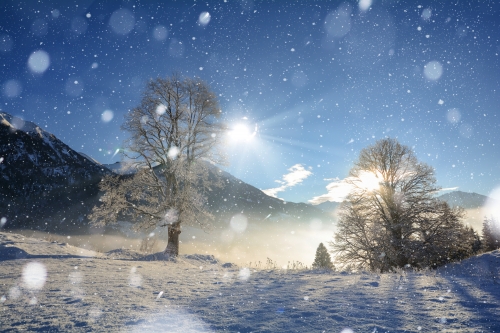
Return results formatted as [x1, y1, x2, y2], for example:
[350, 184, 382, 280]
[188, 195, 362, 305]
[331, 138, 480, 272]
[90, 74, 226, 256]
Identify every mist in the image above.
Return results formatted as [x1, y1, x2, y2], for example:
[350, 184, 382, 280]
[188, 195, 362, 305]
[13, 201, 492, 268]
[11, 215, 337, 267]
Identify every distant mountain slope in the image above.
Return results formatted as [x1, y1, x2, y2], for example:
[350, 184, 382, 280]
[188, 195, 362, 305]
[0, 112, 111, 229]
[314, 201, 341, 214]
[0, 112, 331, 232]
[103, 161, 138, 175]
[437, 191, 490, 209]
[206, 166, 330, 225]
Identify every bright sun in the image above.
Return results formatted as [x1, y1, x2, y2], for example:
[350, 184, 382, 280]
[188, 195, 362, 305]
[228, 123, 257, 142]
[357, 171, 381, 192]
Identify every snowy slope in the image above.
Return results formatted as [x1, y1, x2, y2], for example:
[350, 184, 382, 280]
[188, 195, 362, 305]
[0, 231, 499, 332]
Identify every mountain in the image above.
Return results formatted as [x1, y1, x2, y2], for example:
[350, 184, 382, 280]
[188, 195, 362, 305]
[0, 112, 331, 232]
[311, 191, 492, 212]
[314, 201, 341, 214]
[437, 191, 490, 209]
[205, 166, 330, 225]
[103, 161, 138, 175]
[0, 112, 111, 230]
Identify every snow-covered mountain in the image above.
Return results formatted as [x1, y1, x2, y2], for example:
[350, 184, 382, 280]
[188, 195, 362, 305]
[0, 112, 110, 192]
[313, 200, 341, 214]
[0, 112, 330, 231]
[0, 112, 111, 229]
[315, 191, 492, 213]
[103, 161, 138, 175]
[206, 166, 330, 224]
[437, 190, 491, 209]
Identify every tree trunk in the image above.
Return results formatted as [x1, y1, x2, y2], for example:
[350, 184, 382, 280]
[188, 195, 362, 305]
[164, 222, 181, 257]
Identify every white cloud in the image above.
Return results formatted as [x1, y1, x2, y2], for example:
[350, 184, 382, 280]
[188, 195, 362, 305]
[309, 177, 353, 205]
[262, 164, 312, 198]
[310, 177, 460, 205]
[439, 187, 459, 192]
[262, 185, 287, 198]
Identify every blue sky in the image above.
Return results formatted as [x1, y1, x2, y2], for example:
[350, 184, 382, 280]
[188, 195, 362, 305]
[1, 0, 499, 203]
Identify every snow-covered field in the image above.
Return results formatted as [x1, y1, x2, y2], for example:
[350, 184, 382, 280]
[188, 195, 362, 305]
[1, 231, 499, 332]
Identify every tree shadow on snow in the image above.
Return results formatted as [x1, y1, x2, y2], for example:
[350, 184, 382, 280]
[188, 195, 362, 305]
[185, 270, 415, 333]
[0, 246, 93, 261]
[438, 272, 500, 331]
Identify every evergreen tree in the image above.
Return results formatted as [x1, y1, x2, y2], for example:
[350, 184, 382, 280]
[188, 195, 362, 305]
[449, 226, 482, 262]
[482, 217, 500, 252]
[312, 243, 334, 270]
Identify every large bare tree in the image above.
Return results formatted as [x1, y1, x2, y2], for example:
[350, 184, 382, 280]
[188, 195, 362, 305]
[90, 74, 226, 256]
[331, 138, 478, 271]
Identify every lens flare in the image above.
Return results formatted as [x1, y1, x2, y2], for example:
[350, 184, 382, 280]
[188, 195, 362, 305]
[28, 50, 50, 74]
[198, 12, 211, 26]
[22, 262, 47, 290]
[483, 187, 500, 220]
[109, 8, 135, 35]
[101, 110, 114, 123]
[230, 214, 248, 233]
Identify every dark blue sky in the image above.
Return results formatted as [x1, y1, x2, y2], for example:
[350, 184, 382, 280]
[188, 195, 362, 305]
[1, 0, 499, 203]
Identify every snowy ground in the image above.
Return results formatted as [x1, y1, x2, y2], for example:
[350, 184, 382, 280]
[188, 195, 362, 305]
[1, 231, 499, 332]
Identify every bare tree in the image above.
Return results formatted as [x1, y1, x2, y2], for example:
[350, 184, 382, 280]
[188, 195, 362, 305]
[90, 74, 226, 257]
[331, 138, 476, 271]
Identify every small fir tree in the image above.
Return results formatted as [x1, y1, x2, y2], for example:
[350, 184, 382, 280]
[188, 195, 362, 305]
[312, 243, 334, 270]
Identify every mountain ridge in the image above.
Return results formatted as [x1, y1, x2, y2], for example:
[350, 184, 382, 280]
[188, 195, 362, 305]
[0, 111, 331, 232]
[437, 190, 492, 209]
[0, 112, 111, 230]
